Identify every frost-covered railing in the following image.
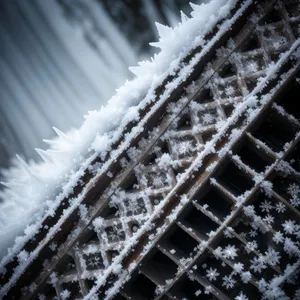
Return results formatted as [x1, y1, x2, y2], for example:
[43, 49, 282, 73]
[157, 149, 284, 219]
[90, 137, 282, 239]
[1, 0, 300, 299]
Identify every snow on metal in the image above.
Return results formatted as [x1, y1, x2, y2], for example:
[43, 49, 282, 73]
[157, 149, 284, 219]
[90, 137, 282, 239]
[1, 0, 300, 299]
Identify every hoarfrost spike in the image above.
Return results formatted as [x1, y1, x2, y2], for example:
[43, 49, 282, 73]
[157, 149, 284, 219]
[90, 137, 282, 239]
[129, 66, 143, 77]
[189, 2, 202, 11]
[16, 154, 40, 182]
[0, 181, 11, 189]
[35, 148, 55, 165]
[52, 127, 72, 142]
[16, 155, 33, 176]
[180, 11, 189, 23]
[155, 22, 173, 40]
[0, 180, 26, 189]
[43, 139, 57, 147]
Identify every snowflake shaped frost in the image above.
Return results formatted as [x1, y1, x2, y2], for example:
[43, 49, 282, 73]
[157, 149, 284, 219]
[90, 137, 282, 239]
[250, 255, 267, 273]
[282, 220, 296, 234]
[206, 267, 220, 281]
[235, 292, 249, 300]
[222, 245, 238, 260]
[222, 274, 236, 289]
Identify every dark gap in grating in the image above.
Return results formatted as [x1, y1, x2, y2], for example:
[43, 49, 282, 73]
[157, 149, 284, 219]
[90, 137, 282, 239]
[176, 112, 192, 130]
[217, 160, 253, 196]
[123, 273, 156, 300]
[261, 7, 282, 25]
[223, 104, 235, 118]
[284, 0, 300, 18]
[291, 22, 300, 38]
[61, 281, 82, 299]
[107, 250, 119, 263]
[218, 62, 236, 78]
[162, 224, 199, 259]
[142, 152, 158, 166]
[169, 275, 207, 300]
[194, 88, 214, 104]
[245, 78, 258, 93]
[159, 295, 173, 300]
[86, 278, 97, 290]
[79, 228, 99, 247]
[285, 141, 300, 173]
[282, 282, 300, 300]
[160, 141, 170, 154]
[271, 174, 299, 204]
[276, 75, 300, 120]
[140, 249, 178, 285]
[236, 137, 272, 173]
[40, 283, 58, 300]
[120, 172, 138, 192]
[181, 204, 219, 240]
[239, 34, 260, 52]
[195, 186, 232, 220]
[56, 254, 76, 276]
[251, 112, 297, 153]
[113, 294, 127, 300]
[195, 250, 232, 275]
[100, 204, 118, 219]
[202, 129, 216, 143]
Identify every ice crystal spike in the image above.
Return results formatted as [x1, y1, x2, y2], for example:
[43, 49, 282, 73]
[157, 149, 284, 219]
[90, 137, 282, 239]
[180, 11, 189, 24]
[52, 127, 72, 142]
[35, 148, 55, 166]
[155, 22, 173, 40]
[16, 155, 35, 178]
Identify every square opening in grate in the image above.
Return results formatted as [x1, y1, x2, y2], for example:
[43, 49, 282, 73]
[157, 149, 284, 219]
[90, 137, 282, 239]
[175, 112, 193, 131]
[285, 142, 300, 173]
[236, 137, 273, 173]
[218, 62, 236, 78]
[113, 294, 127, 300]
[251, 111, 297, 153]
[193, 88, 214, 104]
[140, 249, 178, 285]
[195, 186, 232, 221]
[239, 34, 261, 52]
[161, 224, 199, 259]
[270, 173, 300, 209]
[123, 273, 157, 300]
[276, 75, 300, 120]
[120, 172, 138, 192]
[41, 284, 59, 299]
[261, 7, 283, 25]
[284, 0, 300, 18]
[180, 204, 219, 240]
[217, 160, 254, 196]
[169, 275, 207, 300]
[61, 281, 82, 299]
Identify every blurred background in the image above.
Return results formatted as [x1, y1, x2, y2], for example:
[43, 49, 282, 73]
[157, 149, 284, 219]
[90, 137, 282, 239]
[0, 0, 199, 170]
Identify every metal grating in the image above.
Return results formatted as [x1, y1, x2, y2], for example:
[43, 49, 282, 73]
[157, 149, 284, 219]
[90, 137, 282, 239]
[1, 1, 300, 299]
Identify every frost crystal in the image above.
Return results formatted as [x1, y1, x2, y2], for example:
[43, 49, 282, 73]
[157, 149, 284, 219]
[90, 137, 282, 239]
[241, 271, 252, 283]
[206, 267, 220, 281]
[60, 290, 71, 300]
[235, 292, 249, 300]
[273, 231, 284, 244]
[282, 220, 296, 234]
[222, 245, 238, 260]
[250, 255, 267, 273]
[222, 274, 236, 289]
